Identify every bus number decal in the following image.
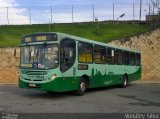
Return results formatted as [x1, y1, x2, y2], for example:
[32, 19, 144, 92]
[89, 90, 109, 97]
[78, 64, 88, 70]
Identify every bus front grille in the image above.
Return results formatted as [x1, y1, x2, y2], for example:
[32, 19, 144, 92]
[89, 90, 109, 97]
[22, 71, 47, 75]
[24, 78, 43, 82]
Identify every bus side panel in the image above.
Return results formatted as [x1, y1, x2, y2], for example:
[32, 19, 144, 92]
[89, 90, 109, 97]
[89, 64, 123, 88]
[89, 64, 109, 88]
[42, 77, 80, 92]
[107, 65, 124, 86]
[89, 64, 141, 88]
[128, 66, 141, 82]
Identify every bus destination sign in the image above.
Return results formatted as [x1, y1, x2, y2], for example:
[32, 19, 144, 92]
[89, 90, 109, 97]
[22, 33, 57, 43]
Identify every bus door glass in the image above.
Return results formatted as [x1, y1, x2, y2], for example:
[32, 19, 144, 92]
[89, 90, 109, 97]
[106, 47, 115, 83]
[60, 38, 76, 73]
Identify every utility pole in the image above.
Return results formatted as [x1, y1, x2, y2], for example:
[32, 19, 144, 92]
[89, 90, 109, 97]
[149, 3, 151, 15]
[6, 7, 9, 25]
[92, 4, 95, 22]
[133, 3, 135, 22]
[50, 6, 53, 24]
[153, 4, 155, 14]
[139, 0, 142, 20]
[113, 3, 115, 23]
[72, 5, 74, 23]
[29, 7, 31, 24]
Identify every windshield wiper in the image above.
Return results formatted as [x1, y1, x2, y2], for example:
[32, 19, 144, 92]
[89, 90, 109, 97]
[36, 48, 39, 59]
[29, 50, 31, 63]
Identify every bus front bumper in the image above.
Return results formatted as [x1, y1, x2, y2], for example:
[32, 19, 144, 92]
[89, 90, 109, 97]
[19, 77, 79, 92]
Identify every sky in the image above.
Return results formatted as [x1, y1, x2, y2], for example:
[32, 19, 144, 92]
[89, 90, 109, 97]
[0, 0, 151, 6]
[0, 0, 156, 25]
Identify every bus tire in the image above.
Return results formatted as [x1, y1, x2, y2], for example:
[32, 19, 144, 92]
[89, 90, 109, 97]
[75, 78, 87, 96]
[47, 91, 54, 94]
[121, 75, 128, 88]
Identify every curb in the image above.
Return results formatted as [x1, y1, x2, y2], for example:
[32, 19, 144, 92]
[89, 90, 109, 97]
[132, 80, 160, 84]
[0, 83, 18, 86]
[1, 81, 160, 86]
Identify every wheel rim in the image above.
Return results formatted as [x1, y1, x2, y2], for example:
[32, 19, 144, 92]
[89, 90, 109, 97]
[80, 82, 86, 92]
[124, 78, 127, 86]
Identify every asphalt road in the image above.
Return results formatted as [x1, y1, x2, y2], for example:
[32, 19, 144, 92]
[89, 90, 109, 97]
[0, 84, 160, 113]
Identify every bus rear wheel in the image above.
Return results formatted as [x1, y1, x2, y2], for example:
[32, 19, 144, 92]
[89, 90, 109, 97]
[121, 75, 128, 88]
[75, 78, 87, 96]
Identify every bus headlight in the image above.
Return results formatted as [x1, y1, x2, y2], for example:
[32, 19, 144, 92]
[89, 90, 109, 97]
[19, 74, 22, 80]
[51, 74, 57, 81]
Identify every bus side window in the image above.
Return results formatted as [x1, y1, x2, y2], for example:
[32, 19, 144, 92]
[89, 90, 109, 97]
[135, 53, 141, 66]
[123, 51, 129, 65]
[106, 48, 115, 65]
[60, 38, 76, 72]
[94, 45, 106, 64]
[130, 52, 135, 66]
[115, 49, 123, 65]
[78, 42, 93, 63]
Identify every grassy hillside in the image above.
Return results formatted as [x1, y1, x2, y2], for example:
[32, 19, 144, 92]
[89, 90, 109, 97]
[0, 22, 151, 47]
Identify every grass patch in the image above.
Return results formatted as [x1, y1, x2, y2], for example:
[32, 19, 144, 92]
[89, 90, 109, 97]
[0, 22, 151, 47]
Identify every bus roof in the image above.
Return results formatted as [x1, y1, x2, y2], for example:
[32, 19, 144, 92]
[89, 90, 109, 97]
[22, 32, 141, 53]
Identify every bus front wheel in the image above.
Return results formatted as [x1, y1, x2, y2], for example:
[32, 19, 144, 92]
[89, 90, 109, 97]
[75, 78, 87, 96]
[121, 75, 128, 88]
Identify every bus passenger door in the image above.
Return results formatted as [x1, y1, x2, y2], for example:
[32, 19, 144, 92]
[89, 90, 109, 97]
[106, 48, 115, 86]
[60, 38, 77, 91]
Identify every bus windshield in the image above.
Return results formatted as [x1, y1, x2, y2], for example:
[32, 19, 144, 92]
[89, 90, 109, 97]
[20, 44, 58, 69]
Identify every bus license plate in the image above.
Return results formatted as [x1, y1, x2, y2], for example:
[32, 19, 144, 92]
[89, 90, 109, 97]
[29, 84, 36, 87]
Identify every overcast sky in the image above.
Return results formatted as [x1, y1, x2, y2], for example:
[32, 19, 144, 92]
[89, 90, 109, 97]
[0, 0, 153, 24]
[0, 0, 151, 6]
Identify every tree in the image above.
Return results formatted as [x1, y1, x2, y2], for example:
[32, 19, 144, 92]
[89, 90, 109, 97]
[150, 0, 160, 27]
[151, 0, 160, 14]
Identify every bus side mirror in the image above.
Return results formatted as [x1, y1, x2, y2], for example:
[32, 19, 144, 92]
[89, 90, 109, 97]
[14, 48, 16, 57]
[14, 46, 20, 57]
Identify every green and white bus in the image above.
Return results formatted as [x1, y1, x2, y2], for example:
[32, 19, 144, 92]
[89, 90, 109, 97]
[19, 32, 141, 95]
